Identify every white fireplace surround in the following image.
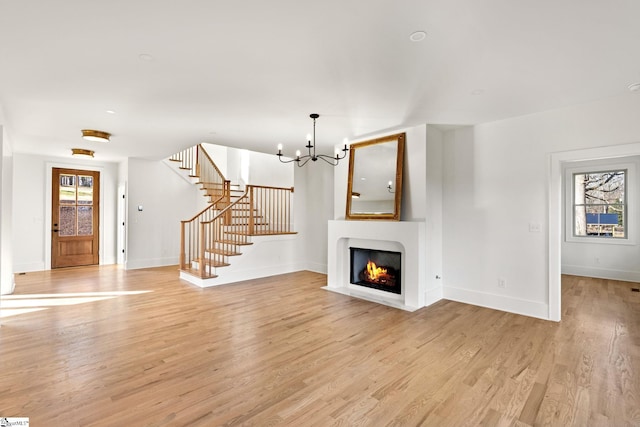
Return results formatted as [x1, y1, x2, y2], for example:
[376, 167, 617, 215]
[325, 220, 429, 311]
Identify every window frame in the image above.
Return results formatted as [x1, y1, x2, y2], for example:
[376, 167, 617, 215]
[572, 168, 627, 239]
[564, 159, 637, 246]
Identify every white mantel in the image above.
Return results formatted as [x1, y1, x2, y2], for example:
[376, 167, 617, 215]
[325, 220, 434, 311]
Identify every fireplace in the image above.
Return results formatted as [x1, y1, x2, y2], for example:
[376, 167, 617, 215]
[350, 247, 401, 294]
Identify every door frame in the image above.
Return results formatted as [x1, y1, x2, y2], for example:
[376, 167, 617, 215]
[548, 141, 640, 322]
[45, 162, 106, 270]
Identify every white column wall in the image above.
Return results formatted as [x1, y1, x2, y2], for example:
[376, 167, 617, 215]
[301, 161, 334, 273]
[0, 125, 15, 295]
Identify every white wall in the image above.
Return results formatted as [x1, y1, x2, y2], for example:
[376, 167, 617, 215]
[425, 125, 444, 301]
[0, 125, 15, 295]
[299, 162, 334, 273]
[225, 147, 244, 186]
[12, 153, 119, 273]
[201, 143, 228, 177]
[248, 150, 294, 188]
[124, 158, 203, 269]
[202, 143, 294, 189]
[442, 93, 640, 320]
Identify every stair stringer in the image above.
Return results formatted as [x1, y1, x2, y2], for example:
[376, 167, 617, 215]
[179, 233, 302, 287]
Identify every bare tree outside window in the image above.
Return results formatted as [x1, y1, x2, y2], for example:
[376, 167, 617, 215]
[573, 170, 626, 238]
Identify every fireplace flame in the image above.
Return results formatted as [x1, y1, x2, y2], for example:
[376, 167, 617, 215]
[366, 260, 387, 281]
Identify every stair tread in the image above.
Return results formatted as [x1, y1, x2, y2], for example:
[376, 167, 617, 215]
[217, 239, 253, 245]
[202, 259, 231, 268]
[224, 231, 297, 236]
[206, 248, 241, 256]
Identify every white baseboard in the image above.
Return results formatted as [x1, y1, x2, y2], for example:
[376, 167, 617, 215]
[125, 257, 179, 270]
[13, 262, 45, 273]
[181, 263, 306, 288]
[305, 261, 327, 274]
[561, 265, 640, 283]
[443, 286, 550, 320]
[425, 284, 443, 306]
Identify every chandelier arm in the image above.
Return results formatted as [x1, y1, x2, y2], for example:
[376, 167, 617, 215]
[278, 155, 298, 164]
[297, 156, 313, 167]
[317, 154, 339, 166]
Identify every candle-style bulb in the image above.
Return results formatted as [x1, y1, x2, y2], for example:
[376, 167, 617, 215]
[277, 143, 283, 151]
[295, 150, 301, 159]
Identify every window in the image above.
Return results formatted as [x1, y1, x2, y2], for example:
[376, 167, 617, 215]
[573, 169, 626, 238]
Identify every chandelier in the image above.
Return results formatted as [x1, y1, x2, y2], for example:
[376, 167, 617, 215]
[277, 113, 348, 167]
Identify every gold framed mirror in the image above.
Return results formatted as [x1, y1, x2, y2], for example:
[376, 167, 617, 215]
[346, 132, 405, 221]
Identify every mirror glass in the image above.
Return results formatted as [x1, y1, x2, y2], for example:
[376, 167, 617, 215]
[346, 133, 405, 220]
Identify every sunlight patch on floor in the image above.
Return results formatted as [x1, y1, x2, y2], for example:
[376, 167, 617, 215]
[0, 290, 152, 318]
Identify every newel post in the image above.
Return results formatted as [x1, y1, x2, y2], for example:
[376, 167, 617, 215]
[199, 222, 206, 278]
[180, 221, 186, 269]
[248, 185, 255, 235]
[195, 145, 201, 178]
[224, 180, 232, 224]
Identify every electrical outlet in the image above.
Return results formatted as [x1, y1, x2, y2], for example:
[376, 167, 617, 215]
[498, 278, 506, 288]
[529, 222, 541, 233]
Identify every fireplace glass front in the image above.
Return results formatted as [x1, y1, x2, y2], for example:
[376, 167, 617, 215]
[349, 247, 401, 294]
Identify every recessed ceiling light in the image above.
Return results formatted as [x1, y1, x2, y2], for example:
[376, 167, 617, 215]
[81, 129, 111, 143]
[409, 31, 427, 42]
[629, 83, 640, 92]
[106, 110, 116, 114]
[138, 53, 154, 62]
[71, 148, 95, 158]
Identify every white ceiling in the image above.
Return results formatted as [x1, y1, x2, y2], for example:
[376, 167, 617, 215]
[1, 1, 639, 162]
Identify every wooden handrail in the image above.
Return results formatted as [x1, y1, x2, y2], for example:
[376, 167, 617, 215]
[182, 188, 230, 224]
[198, 146, 226, 182]
[201, 188, 250, 226]
[248, 184, 294, 192]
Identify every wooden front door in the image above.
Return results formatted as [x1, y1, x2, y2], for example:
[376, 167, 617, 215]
[51, 168, 100, 268]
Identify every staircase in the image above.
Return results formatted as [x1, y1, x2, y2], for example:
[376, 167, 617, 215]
[169, 145, 296, 281]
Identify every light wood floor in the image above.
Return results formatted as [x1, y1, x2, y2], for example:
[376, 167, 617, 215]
[0, 267, 638, 426]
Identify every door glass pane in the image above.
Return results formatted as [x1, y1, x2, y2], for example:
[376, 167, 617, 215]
[78, 206, 93, 235]
[59, 206, 77, 236]
[78, 175, 93, 205]
[59, 174, 76, 205]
